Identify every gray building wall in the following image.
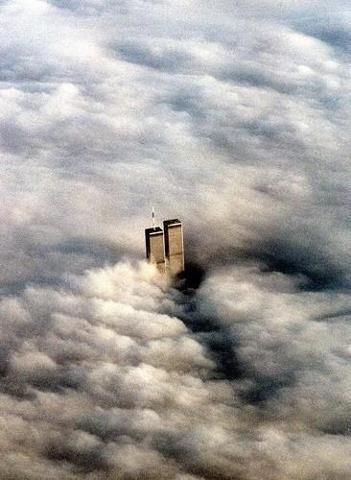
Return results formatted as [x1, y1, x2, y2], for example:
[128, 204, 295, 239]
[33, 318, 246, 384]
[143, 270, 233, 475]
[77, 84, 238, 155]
[163, 220, 184, 276]
[145, 227, 165, 273]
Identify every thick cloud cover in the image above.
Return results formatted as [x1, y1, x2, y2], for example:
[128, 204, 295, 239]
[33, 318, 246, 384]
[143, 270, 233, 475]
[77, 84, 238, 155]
[1, 0, 350, 478]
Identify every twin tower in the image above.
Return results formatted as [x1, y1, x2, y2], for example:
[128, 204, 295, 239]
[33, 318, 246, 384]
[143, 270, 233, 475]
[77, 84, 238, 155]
[145, 218, 185, 276]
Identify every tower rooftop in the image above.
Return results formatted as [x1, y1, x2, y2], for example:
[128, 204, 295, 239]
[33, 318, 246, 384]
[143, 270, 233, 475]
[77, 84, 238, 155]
[145, 226, 163, 235]
[163, 219, 181, 227]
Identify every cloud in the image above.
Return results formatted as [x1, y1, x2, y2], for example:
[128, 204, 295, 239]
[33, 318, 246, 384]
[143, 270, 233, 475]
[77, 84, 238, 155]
[0, 261, 219, 478]
[1, 259, 351, 479]
[0, 0, 350, 478]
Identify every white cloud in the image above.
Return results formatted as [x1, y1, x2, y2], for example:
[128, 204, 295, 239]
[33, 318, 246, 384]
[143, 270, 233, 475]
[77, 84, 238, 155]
[0, 0, 350, 477]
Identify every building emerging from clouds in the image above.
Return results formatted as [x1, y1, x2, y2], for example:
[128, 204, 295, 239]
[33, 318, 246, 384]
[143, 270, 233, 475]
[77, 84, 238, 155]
[145, 226, 166, 273]
[145, 218, 184, 276]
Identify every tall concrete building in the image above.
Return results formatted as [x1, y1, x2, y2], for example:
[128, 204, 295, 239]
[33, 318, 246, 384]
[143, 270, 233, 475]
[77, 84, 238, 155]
[145, 226, 165, 273]
[163, 219, 184, 276]
[145, 216, 184, 276]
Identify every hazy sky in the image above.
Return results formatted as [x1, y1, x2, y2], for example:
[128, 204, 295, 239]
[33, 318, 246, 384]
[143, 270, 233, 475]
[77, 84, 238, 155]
[1, 1, 351, 479]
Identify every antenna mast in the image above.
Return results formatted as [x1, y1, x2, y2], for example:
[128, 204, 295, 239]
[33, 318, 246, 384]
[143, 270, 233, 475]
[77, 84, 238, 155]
[152, 207, 156, 229]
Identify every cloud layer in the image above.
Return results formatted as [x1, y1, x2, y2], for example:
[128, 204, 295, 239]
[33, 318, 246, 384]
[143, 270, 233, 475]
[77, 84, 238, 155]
[1, 0, 350, 478]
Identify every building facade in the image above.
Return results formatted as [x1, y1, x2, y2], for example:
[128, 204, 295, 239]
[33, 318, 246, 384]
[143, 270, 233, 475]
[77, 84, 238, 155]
[145, 226, 166, 273]
[163, 219, 184, 276]
[145, 218, 184, 276]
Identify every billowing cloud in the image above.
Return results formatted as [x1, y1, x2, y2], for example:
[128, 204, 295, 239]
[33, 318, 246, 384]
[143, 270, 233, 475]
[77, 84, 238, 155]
[1, 260, 351, 479]
[1, 0, 350, 478]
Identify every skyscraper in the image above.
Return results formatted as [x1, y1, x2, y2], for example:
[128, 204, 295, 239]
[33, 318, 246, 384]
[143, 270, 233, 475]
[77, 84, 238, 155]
[163, 219, 184, 276]
[145, 216, 184, 276]
[145, 226, 165, 273]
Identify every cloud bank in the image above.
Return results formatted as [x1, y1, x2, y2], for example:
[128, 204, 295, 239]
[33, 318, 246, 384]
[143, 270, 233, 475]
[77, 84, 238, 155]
[1, 0, 350, 478]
